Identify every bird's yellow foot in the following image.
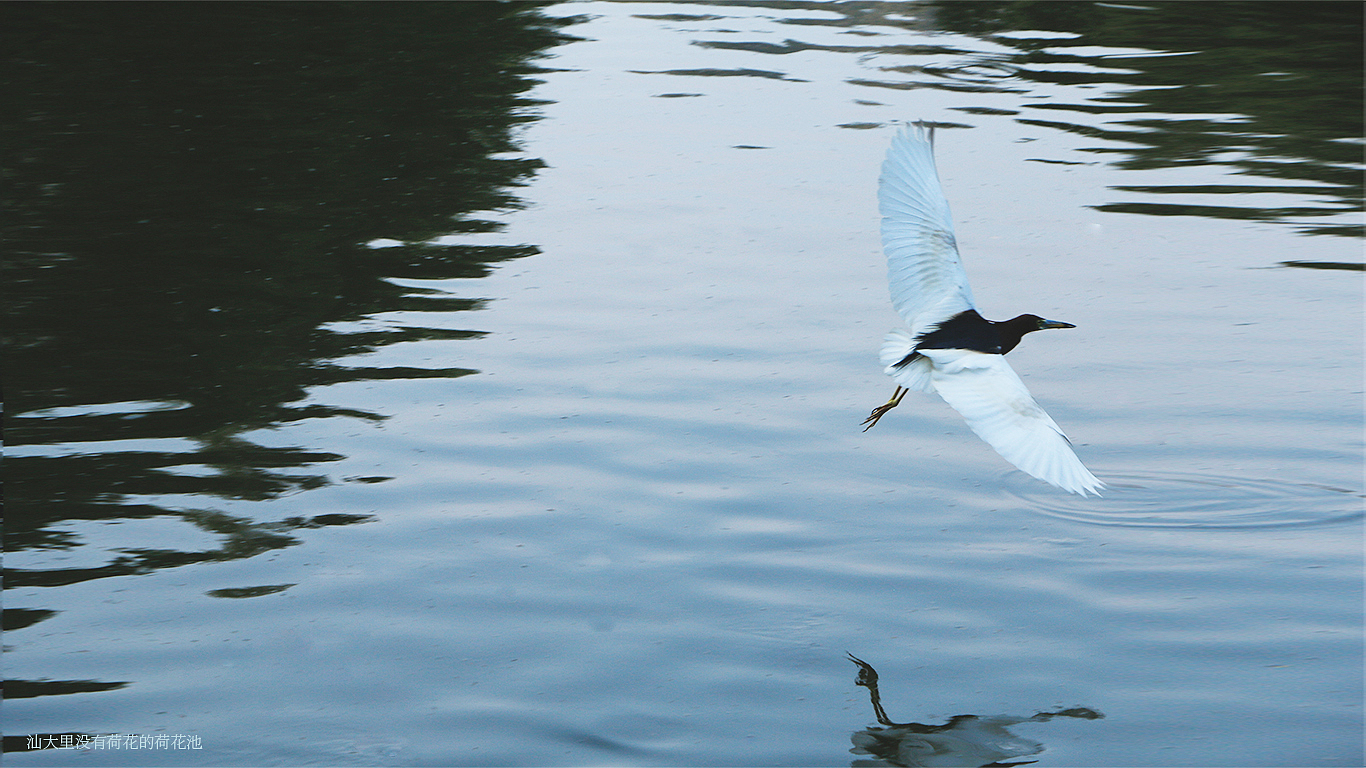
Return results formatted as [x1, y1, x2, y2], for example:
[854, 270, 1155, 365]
[861, 387, 907, 431]
[861, 404, 895, 431]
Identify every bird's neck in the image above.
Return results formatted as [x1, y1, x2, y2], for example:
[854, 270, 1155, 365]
[992, 315, 1037, 354]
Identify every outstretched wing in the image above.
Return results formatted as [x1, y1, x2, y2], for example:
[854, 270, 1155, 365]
[922, 349, 1104, 496]
[879, 122, 977, 336]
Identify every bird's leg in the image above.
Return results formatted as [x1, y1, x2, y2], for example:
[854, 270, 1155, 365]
[862, 386, 907, 431]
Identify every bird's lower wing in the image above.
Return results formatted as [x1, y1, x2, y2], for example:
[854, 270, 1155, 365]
[923, 350, 1103, 496]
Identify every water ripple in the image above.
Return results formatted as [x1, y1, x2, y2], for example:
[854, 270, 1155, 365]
[1006, 471, 1364, 529]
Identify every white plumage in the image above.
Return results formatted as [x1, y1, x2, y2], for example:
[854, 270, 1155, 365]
[866, 122, 1103, 497]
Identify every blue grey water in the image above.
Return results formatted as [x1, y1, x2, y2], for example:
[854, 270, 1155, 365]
[5, 2, 1362, 766]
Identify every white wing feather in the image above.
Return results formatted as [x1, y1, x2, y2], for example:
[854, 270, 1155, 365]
[880, 329, 935, 393]
[879, 122, 976, 336]
[921, 349, 1104, 496]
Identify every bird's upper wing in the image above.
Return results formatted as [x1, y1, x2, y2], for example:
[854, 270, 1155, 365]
[921, 349, 1103, 496]
[880, 123, 977, 336]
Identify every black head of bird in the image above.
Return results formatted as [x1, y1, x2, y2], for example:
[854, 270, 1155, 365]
[996, 314, 1075, 354]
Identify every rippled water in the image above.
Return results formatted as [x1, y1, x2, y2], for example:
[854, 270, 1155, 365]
[6, 2, 1362, 767]
[1007, 471, 1362, 529]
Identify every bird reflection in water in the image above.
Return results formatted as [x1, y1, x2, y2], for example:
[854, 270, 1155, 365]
[846, 654, 1102, 768]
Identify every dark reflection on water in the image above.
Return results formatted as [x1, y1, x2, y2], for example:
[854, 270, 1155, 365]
[1279, 260, 1365, 272]
[847, 655, 1102, 768]
[2, 1, 577, 693]
[687, 1, 1364, 239]
[8, 510, 377, 589]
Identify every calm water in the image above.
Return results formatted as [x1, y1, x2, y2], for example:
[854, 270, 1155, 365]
[5, 2, 1362, 766]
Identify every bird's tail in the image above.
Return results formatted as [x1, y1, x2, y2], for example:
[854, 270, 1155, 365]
[881, 329, 935, 393]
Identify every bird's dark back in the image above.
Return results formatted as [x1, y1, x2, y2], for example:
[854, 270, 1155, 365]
[915, 310, 1007, 354]
[912, 310, 1050, 356]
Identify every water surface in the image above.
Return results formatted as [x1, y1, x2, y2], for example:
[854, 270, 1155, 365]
[5, 2, 1362, 766]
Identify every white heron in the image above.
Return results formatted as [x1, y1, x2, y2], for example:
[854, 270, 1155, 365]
[862, 122, 1103, 497]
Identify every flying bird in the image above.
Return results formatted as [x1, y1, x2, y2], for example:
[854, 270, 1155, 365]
[862, 122, 1103, 496]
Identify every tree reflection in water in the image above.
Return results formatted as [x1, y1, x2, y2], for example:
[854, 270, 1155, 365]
[698, 1, 1363, 240]
[3, 1, 579, 699]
